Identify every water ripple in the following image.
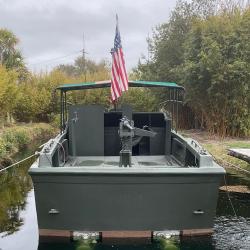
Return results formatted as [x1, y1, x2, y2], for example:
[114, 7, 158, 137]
[213, 216, 250, 250]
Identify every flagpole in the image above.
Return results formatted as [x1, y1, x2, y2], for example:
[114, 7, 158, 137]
[116, 13, 119, 28]
[114, 14, 118, 109]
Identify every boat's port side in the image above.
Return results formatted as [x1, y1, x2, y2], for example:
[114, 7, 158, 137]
[38, 132, 69, 168]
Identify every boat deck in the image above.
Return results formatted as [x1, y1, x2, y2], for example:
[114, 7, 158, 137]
[65, 155, 182, 168]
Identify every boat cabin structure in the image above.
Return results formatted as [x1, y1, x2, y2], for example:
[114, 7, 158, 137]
[29, 80, 225, 240]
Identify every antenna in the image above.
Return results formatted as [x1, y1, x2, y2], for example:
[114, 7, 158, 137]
[82, 32, 87, 82]
[147, 32, 150, 63]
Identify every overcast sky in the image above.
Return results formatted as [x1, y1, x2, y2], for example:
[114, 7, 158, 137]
[0, 0, 177, 72]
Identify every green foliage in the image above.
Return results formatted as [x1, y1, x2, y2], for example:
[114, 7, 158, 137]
[134, 0, 250, 137]
[13, 69, 69, 122]
[1, 5, 249, 138]
[227, 141, 250, 148]
[182, 8, 250, 136]
[0, 28, 28, 80]
[56, 57, 110, 78]
[0, 65, 18, 121]
[121, 88, 159, 112]
[0, 137, 6, 157]
[0, 29, 19, 66]
[12, 60, 111, 123]
[49, 113, 61, 128]
[0, 123, 56, 166]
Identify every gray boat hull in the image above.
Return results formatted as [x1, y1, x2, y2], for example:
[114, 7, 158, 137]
[30, 166, 223, 231]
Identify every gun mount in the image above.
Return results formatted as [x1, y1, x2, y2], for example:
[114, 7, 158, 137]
[119, 116, 157, 167]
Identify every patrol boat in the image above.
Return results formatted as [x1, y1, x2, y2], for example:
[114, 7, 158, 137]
[29, 80, 225, 238]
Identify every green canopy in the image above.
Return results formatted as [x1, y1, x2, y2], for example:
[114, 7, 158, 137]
[56, 80, 184, 91]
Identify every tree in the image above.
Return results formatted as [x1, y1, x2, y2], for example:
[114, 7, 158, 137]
[182, 8, 250, 136]
[0, 29, 23, 68]
[0, 29, 28, 80]
[13, 69, 69, 122]
[56, 57, 110, 78]
[0, 65, 18, 123]
[134, 0, 250, 136]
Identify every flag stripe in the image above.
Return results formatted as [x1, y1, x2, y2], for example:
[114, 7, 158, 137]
[118, 48, 128, 91]
[117, 51, 126, 91]
[112, 61, 121, 94]
[111, 65, 121, 99]
[119, 48, 128, 84]
[114, 52, 125, 92]
[110, 17, 128, 102]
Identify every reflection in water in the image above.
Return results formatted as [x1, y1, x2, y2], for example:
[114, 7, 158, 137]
[213, 172, 250, 250]
[217, 191, 250, 217]
[0, 153, 249, 250]
[38, 237, 217, 250]
[213, 216, 250, 250]
[0, 157, 34, 236]
[38, 238, 181, 250]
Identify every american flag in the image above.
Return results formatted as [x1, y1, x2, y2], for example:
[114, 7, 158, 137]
[110, 15, 128, 101]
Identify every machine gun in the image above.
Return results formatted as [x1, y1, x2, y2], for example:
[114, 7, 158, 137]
[119, 116, 157, 167]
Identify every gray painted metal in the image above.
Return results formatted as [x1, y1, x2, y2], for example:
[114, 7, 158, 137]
[30, 104, 225, 232]
[118, 116, 156, 167]
[68, 105, 104, 156]
[30, 165, 223, 231]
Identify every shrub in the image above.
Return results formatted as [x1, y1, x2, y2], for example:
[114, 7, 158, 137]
[0, 123, 56, 167]
[15, 129, 29, 147]
[0, 138, 6, 158]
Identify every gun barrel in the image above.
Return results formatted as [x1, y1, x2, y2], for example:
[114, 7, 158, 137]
[134, 128, 156, 137]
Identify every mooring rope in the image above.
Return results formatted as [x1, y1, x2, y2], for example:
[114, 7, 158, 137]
[211, 154, 250, 175]
[0, 152, 40, 173]
[223, 174, 237, 217]
[211, 153, 249, 217]
[222, 173, 248, 249]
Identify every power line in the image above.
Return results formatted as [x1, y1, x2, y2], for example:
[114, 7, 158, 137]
[28, 49, 83, 66]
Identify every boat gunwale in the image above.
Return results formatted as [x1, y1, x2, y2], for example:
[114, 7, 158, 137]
[29, 163, 226, 175]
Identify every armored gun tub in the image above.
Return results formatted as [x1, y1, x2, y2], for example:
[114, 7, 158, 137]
[29, 81, 225, 237]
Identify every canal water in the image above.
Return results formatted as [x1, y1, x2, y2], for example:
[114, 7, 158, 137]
[0, 145, 249, 250]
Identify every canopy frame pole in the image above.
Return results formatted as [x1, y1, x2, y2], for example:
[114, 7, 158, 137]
[171, 89, 174, 130]
[162, 88, 183, 132]
[64, 91, 67, 125]
[62, 91, 65, 132]
[60, 91, 63, 134]
[176, 89, 179, 132]
[60, 90, 67, 134]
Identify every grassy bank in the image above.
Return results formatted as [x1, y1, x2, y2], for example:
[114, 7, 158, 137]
[0, 123, 57, 168]
[181, 130, 250, 171]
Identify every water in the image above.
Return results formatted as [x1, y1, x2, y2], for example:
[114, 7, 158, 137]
[0, 147, 249, 250]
